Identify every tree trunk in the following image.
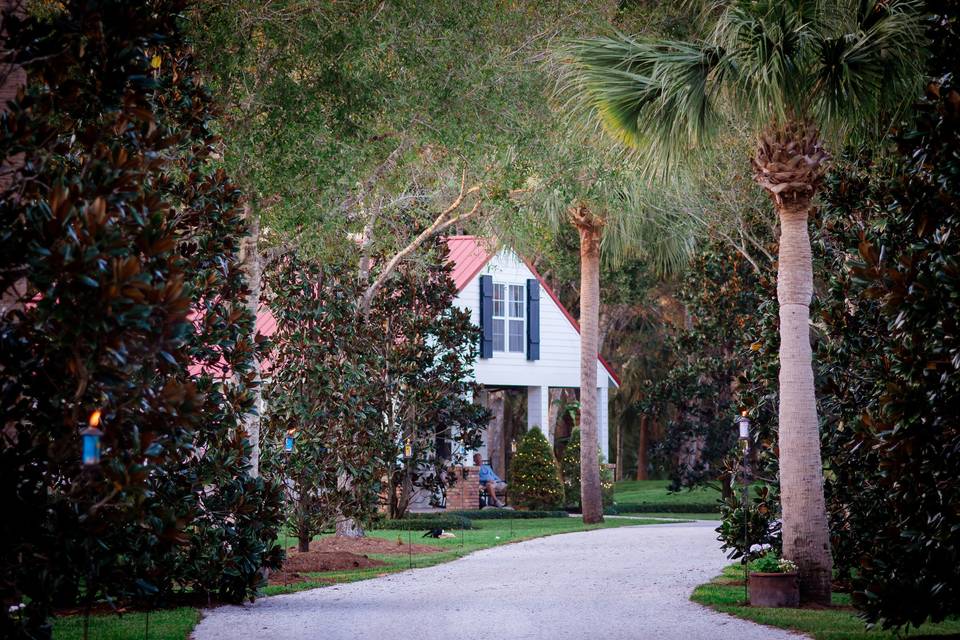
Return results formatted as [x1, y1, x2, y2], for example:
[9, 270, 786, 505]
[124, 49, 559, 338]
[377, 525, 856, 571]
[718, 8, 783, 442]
[721, 473, 733, 501]
[547, 387, 560, 446]
[775, 199, 832, 604]
[573, 205, 604, 524]
[240, 207, 262, 477]
[614, 418, 624, 482]
[297, 534, 310, 553]
[491, 391, 506, 478]
[635, 415, 649, 481]
[335, 468, 366, 538]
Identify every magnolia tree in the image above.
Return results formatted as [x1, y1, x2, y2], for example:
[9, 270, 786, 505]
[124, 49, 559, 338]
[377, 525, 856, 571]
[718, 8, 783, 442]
[0, 1, 283, 636]
[262, 256, 387, 552]
[370, 240, 489, 519]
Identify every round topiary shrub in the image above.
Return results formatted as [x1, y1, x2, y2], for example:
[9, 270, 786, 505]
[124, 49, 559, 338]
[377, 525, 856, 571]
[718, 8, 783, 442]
[560, 428, 614, 510]
[509, 427, 563, 510]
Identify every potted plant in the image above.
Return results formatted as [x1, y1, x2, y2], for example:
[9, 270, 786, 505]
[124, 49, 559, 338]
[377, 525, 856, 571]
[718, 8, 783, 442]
[748, 553, 800, 607]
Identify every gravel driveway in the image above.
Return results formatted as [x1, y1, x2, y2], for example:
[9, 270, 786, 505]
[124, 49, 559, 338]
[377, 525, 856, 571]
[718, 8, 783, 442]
[193, 521, 803, 640]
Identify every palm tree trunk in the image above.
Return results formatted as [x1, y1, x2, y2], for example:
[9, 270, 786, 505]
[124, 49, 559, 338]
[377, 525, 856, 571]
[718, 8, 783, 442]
[636, 415, 648, 481]
[615, 419, 624, 482]
[572, 204, 604, 524]
[776, 200, 832, 604]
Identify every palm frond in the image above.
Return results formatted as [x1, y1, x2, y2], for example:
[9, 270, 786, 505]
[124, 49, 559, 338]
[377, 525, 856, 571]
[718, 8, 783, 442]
[809, 0, 925, 141]
[600, 178, 697, 277]
[555, 36, 727, 177]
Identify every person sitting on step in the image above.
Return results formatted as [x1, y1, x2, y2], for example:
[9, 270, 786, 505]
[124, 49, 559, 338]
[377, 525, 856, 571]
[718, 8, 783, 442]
[474, 452, 506, 508]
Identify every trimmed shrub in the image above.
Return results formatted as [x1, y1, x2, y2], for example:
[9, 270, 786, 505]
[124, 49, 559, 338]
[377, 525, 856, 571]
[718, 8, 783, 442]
[613, 502, 721, 514]
[509, 427, 563, 510]
[371, 515, 472, 531]
[559, 429, 614, 510]
[446, 509, 568, 520]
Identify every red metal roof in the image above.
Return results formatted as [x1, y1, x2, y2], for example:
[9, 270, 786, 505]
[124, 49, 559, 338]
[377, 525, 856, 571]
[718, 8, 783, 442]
[445, 235, 494, 292]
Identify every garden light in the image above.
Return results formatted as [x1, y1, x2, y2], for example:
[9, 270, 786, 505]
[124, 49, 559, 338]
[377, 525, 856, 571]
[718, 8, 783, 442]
[736, 410, 751, 602]
[284, 428, 296, 454]
[81, 410, 103, 466]
[403, 438, 413, 459]
[737, 411, 750, 444]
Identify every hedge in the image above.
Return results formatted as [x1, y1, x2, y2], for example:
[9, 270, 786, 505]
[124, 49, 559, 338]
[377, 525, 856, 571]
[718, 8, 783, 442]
[446, 509, 569, 520]
[609, 503, 721, 514]
[371, 515, 473, 531]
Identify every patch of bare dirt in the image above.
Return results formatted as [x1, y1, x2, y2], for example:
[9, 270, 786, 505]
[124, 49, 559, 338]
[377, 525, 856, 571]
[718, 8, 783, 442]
[269, 550, 386, 586]
[302, 535, 442, 555]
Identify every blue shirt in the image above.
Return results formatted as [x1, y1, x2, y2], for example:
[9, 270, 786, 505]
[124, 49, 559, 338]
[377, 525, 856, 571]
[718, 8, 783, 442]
[478, 463, 501, 484]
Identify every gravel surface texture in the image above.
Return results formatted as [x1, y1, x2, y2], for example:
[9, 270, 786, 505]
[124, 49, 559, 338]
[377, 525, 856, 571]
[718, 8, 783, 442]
[193, 521, 804, 640]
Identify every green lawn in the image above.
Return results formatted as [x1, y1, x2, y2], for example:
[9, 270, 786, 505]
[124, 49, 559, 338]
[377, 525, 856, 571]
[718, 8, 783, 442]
[692, 565, 960, 640]
[53, 608, 198, 640]
[53, 516, 675, 637]
[614, 479, 722, 509]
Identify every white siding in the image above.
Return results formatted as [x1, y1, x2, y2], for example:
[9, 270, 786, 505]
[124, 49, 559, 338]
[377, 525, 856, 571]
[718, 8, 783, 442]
[454, 248, 616, 459]
[455, 249, 613, 389]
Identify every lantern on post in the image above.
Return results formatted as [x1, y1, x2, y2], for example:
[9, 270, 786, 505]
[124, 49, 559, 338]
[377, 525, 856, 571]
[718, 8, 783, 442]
[736, 410, 751, 603]
[737, 411, 750, 448]
[81, 410, 103, 466]
[284, 428, 296, 455]
[403, 437, 413, 459]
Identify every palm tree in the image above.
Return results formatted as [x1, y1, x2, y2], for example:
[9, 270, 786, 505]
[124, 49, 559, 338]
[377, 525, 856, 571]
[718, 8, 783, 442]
[531, 157, 694, 524]
[560, 0, 924, 602]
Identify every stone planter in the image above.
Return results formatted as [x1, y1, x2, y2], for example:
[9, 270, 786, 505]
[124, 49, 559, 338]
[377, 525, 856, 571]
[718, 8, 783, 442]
[749, 572, 800, 607]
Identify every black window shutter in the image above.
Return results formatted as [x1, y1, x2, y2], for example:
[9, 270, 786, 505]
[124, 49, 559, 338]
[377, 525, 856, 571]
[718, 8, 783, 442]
[527, 278, 540, 361]
[479, 275, 493, 359]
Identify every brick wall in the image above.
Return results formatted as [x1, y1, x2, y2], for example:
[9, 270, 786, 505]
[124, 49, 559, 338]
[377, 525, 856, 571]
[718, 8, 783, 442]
[445, 466, 479, 510]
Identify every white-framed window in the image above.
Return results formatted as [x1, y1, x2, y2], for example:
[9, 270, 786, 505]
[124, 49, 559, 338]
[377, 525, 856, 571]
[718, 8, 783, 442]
[508, 284, 524, 352]
[492, 284, 506, 352]
[492, 282, 525, 354]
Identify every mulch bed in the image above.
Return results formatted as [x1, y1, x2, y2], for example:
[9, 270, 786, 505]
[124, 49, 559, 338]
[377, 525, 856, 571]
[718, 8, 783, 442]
[269, 550, 386, 586]
[300, 535, 443, 556]
[269, 536, 444, 586]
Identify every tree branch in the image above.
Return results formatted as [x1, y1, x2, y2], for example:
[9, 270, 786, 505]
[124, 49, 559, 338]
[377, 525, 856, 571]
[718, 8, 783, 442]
[360, 174, 481, 315]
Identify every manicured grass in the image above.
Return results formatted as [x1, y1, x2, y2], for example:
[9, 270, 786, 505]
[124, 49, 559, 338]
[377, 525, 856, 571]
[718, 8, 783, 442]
[614, 479, 722, 509]
[53, 607, 198, 640]
[692, 565, 960, 640]
[265, 515, 676, 596]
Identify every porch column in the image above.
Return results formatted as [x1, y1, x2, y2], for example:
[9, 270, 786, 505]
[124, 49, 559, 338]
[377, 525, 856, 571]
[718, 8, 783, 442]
[598, 386, 610, 460]
[527, 385, 550, 444]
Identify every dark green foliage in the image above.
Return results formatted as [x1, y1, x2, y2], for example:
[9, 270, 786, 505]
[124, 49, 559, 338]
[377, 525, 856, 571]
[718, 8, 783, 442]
[749, 553, 789, 574]
[716, 484, 781, 562]
[560, 429, 582, 507]
[370, 515, 472, 531]
[446, 509, 569, 520]
[643, 240, 770, 490]
[613, 502, 721, 514]
[0, 1, 282, 636]
[509, 427, 563, 510]
[262, 256, 388, 551]
[373, 240, 489, 519]
[816, 6, 960, 623]
[559, 428, 615, 509]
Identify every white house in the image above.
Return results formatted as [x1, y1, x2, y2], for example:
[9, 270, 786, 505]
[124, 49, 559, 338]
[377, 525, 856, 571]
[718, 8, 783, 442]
[445, 236, 620, 461]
